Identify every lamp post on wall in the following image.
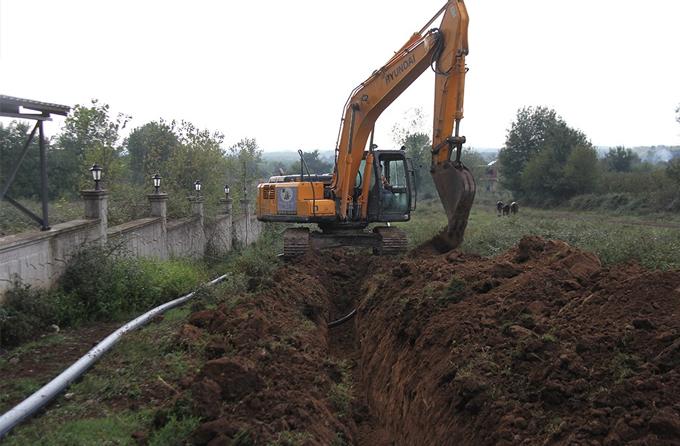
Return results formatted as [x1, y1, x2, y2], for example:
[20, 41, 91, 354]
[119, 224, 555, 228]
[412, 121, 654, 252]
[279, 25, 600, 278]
[89, 164, 103, 191]
[152, 174, 162, 194]
[221, 184, 232, 215]
[82, 163, 108, 243]
[194, 180, 202, 197]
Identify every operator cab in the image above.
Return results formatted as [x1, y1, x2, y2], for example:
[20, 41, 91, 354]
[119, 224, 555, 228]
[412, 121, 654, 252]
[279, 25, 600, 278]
[364, 150, 416, 222]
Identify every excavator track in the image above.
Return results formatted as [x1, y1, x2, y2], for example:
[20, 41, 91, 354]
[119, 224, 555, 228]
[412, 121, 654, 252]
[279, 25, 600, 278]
[283, 227, 310, 258]
[373, 226, 408, 255]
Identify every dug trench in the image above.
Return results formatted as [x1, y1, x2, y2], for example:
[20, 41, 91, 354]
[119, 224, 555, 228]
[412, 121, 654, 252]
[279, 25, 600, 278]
[158, 237, 680, 445]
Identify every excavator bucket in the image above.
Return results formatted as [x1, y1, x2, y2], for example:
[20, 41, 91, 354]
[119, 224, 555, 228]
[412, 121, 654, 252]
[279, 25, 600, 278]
[430, 160, 476, 252]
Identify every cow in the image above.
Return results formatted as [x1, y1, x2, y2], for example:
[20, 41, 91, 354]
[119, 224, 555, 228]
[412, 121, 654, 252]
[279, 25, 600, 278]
[502, 204, 511, 216]
[496, 201, 504, 217]
[510, 201, 519, 215]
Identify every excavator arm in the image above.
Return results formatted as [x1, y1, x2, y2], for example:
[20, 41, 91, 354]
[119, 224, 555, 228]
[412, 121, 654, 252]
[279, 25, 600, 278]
[331, 0, 475, 251]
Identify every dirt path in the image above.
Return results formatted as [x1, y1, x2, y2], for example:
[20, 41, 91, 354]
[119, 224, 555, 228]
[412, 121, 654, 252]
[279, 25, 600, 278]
[0, 322, 120, 412]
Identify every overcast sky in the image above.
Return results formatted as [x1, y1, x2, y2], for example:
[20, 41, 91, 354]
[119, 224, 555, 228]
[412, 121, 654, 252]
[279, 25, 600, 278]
[1, 0, 679, 152]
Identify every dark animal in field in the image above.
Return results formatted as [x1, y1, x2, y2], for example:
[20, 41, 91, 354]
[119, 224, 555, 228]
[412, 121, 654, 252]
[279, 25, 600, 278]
[502, 204, 510, 216]
[510, 201, 519, 215]
[496, 201, 504, 216]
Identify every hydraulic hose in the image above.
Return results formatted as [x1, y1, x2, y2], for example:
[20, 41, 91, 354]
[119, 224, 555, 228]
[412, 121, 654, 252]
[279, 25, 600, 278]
[0, 274, 228, 439]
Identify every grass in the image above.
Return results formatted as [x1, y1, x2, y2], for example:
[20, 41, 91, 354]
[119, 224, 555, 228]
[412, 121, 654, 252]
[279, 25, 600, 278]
[2, 227, 283, 444]
[0, 378, 42, 409]
[2, 304, 203, 445]
[148, 415, 202, 446]
[439, 276, 467, 305]
[327, 359, 354, 417]
[267, 431, 313, 446]
[397, 200, 680, 269]
[0, 199, 82, 236]
[0, 248, 211, 348]
[3, 410, 153, 446]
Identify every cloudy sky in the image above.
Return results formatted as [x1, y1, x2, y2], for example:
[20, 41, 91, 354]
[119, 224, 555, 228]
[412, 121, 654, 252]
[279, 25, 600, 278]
[1, 0, 679, 151]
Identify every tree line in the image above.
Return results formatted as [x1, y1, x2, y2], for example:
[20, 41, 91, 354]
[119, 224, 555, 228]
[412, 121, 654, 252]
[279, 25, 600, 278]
[498, 105, 680, 208]
[0, 100, 265, 220]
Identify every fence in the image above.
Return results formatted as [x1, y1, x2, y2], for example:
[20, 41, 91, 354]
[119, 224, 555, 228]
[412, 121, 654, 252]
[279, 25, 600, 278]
[0, 189, 262, 299]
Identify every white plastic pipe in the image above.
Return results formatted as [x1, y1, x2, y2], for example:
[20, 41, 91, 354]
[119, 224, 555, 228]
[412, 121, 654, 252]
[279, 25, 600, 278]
[0, 274, 228, 439]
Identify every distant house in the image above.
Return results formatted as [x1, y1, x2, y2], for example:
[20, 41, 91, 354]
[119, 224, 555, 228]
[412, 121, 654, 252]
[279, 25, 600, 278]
[478, 159, 498, 192]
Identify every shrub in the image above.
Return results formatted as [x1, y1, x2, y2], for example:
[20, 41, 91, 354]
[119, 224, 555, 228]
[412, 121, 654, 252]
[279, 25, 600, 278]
[0, 279, 57, 347]
[0, 247, 208, 348]
[59, 245, 206, 322]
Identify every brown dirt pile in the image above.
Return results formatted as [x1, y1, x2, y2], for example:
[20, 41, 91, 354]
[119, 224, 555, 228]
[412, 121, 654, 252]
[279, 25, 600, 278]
[358, 236, 680, 445]
[170, 250, 369, 445]
[161, 236, 680, 445]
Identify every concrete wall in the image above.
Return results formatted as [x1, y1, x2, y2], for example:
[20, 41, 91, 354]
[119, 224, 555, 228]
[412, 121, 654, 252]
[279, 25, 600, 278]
[0, 192, 261, 300]
[108, 217, 164, 258]
[0, 220, 101, 295]
[167, 217, 204, 259]
[232, 216, 263, 250]
[205, 214, 232, 256]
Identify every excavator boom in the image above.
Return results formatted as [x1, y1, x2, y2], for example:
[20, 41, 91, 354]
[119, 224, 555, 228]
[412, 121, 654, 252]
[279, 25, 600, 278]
[256, 1, 475, 256]
[331, 0, 475, 251]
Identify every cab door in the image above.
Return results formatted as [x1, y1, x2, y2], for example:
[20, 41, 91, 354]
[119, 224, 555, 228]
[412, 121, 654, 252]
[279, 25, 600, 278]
[372, 152, 414, 222]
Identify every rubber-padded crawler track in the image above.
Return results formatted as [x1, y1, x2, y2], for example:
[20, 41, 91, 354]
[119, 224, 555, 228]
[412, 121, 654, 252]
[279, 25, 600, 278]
[283, 227, 310, 258]
[374, 226, 407, 255]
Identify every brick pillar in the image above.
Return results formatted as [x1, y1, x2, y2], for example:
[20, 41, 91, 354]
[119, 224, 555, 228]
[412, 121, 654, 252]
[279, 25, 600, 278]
[81, 189, 108, 243]
[148, 193, 168, 259]
[190, 197, 204, 225]
[220, 197, 233, 216]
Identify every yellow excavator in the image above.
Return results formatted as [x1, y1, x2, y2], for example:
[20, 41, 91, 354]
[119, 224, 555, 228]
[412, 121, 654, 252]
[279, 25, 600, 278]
[256, 0, 475, 257]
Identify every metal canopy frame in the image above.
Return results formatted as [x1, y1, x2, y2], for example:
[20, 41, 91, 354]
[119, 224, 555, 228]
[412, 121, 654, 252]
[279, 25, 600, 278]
[0, 95, 70, 231]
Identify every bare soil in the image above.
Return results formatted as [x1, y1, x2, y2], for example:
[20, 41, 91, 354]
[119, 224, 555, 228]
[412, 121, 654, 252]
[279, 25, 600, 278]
[6, 234, 678, 445]
[167, 236, 680, 445]
[0, 322, 119, 412]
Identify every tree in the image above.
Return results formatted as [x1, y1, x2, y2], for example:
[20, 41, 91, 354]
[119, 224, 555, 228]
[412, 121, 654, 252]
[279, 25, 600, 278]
[164, 121, 226, 195]
[392, 107, 487, 199]
[126, 120, 179, 184]
[604, 146, 640, 172]
[0, 121, 43, 198]
[520, 149, 563, 202]
[0, 121, 81, 199]
[392, 108, 438, 197]
[564, 145, 600, 195]
[499, 106, 593, 202]
[666, 158, 680, 188]
[287, 150, 333, 176]
[56, 100, 130, 189]
[401, 132, 433, 196]
[227, 138, 264, 197]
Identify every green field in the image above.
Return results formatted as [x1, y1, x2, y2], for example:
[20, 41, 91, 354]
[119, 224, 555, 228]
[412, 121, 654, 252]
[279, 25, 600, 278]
[397, 200, 680, 270]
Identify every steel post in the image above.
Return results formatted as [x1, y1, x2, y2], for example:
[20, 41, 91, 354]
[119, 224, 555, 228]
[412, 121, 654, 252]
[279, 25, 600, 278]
[38, 121, 49, 230]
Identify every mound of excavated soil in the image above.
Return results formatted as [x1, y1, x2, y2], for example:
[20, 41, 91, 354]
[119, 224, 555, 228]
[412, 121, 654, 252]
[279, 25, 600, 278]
[358, 236, 680, 445]
[158, 237, 680, 445]
[168, 250, 369, 445]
